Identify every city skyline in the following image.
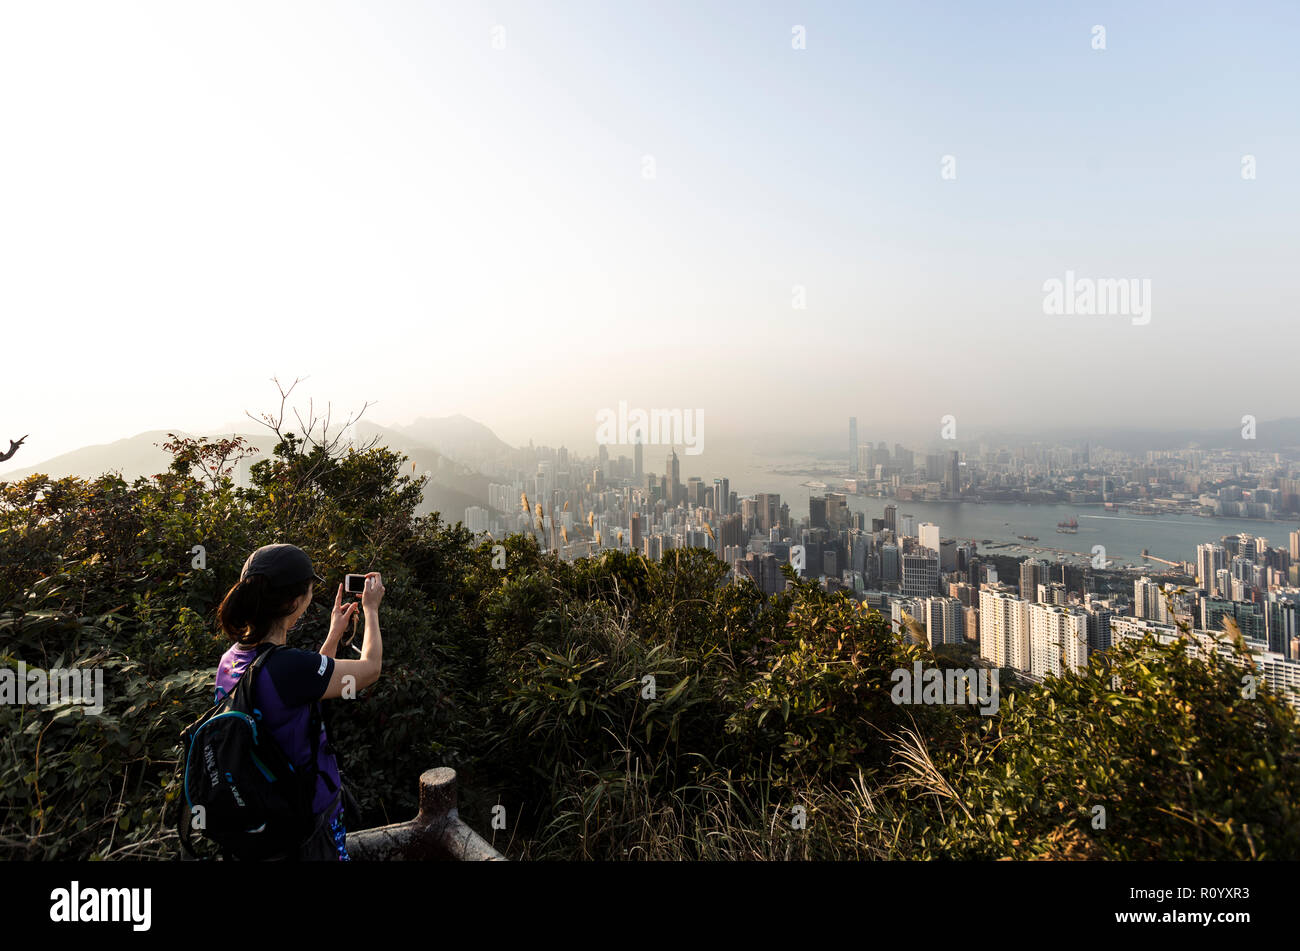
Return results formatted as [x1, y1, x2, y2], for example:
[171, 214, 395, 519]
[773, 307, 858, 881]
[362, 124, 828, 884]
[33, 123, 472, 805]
[8, 402, 1300, 486]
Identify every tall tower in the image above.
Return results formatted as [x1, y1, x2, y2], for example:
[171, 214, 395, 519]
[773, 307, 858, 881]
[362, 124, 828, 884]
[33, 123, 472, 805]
[1197, 543, 1226, 596]
[666, 449, 680, 506]
[634, 436, 643, 480]
[849, 417, 858, 474]
[1134, 577, 1162, 621]
[1020, 559, 1046, 604]
[979, 587, 1031, 672]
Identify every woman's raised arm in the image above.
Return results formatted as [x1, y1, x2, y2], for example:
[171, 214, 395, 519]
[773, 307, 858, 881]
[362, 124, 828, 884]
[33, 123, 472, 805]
[320, 573, 384, 699]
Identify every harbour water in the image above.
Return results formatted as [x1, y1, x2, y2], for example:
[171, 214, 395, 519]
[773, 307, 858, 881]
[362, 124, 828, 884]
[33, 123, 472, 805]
[708, 455, 1299, 569]
[837, 499, 1294, 569]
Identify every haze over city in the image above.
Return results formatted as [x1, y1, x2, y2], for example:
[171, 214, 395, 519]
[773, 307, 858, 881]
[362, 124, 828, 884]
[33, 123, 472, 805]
[3, 0, 1298, 469]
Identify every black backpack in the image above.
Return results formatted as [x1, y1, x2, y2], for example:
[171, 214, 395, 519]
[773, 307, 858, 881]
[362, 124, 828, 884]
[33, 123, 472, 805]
[177, 643, 335, 860]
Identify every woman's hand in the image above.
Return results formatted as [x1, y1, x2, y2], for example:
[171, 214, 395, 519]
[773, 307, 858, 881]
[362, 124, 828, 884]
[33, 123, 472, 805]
[319, 571, 379, 696]
[361, 572, 385, 612]
[327, 582, 360, 640]
[322, 573, 384, 697]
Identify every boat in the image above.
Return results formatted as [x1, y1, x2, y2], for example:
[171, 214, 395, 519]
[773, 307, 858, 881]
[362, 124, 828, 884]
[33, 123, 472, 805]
[1017, 535, 1038, 542]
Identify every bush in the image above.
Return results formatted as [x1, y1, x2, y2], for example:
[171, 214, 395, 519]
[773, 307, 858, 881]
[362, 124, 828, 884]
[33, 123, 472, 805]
[1, 428, 1296, 860]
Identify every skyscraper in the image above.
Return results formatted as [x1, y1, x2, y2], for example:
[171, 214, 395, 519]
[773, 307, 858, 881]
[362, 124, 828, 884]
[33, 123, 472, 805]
[1020, 559, 1048, 604]
[946, 450, 960, 497]
[880, 543, 900, 584]
[826, 493, 848, 530]
[1039, 582, 1068, 606]
[979, 587, 1031, 671]
[686, 476, 703, 507]
[666, 449, 680, 506]
[1197, 543, 1226, 596]
[756, 493, 781, 534]
[737, 552, 782, 596]
[902, 550, 939, 597]
[1134, 577, 1163, 621]
[634, 436, 643, 480]
[718, 512, 744, 553]
[925, 596, 966, 648]
[925, 453, 942, 482]
[1029, 603, 1089, 678]
[1084, 601, 1113, 653]
[883, 504, 897, 533]
[849, 417, 858, 474]
[1266, 592, 1300, 658]
[464, 506, 490, 535]
[919, 522, 941, 555]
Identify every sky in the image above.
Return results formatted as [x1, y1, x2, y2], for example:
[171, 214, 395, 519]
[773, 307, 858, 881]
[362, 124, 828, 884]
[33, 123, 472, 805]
[1, 0, 1298, 473]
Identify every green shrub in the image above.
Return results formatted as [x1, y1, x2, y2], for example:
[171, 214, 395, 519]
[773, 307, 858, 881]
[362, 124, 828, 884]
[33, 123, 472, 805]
[1, 429, 1296, 860]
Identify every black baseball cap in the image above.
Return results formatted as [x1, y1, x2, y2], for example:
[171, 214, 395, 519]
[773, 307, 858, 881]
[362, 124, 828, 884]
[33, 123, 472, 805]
[240, 543, 325, 587]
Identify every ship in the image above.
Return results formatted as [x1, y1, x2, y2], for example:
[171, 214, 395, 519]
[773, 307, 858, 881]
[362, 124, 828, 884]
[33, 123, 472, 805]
[1017, 535, 1038, 542]
[1056, 516, 1078, 534]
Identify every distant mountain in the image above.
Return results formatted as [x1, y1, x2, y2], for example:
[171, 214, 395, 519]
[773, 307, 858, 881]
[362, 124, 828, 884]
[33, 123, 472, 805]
[0, 430, 245, 483]
[353, 421, 496, 518]
[389, 414, 513, 463]
[0, 424, 498, 526]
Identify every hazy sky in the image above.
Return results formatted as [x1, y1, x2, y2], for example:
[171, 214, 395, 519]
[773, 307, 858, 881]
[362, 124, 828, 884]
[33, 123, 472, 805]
[2, 0, 1297, 471]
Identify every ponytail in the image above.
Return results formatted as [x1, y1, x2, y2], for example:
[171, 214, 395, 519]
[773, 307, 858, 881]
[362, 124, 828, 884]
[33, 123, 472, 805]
[217, 574, 313, 645]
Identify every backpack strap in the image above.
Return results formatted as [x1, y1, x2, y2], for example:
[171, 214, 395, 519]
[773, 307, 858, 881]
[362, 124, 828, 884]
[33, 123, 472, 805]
[178, 774, 201, 860]
[232, 640, 285, 709]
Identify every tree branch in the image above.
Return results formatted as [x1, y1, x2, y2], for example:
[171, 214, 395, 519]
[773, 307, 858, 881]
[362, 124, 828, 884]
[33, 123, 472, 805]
[0, 434, 29, 463]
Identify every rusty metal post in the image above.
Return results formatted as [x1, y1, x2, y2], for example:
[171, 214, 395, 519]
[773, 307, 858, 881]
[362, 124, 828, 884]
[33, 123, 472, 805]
[345, 767, 506, 861]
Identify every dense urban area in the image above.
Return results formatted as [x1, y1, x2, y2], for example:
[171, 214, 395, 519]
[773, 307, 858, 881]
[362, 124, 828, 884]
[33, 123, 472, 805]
[455, 419, 1300, 710]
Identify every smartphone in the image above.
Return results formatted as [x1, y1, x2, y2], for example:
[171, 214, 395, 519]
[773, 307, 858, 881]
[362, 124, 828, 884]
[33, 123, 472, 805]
[344, 573, 369, 595]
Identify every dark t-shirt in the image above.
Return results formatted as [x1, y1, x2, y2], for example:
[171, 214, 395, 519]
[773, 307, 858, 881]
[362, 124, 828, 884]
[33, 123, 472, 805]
[214, 642, 342, 817]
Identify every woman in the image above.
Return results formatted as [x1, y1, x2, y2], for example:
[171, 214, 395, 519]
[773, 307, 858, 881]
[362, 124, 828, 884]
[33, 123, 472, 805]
[213, 543, 384, 860]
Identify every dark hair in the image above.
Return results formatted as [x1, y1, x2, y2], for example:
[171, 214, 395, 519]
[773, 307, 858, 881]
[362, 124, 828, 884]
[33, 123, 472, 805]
[217, 574, 313, 646]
